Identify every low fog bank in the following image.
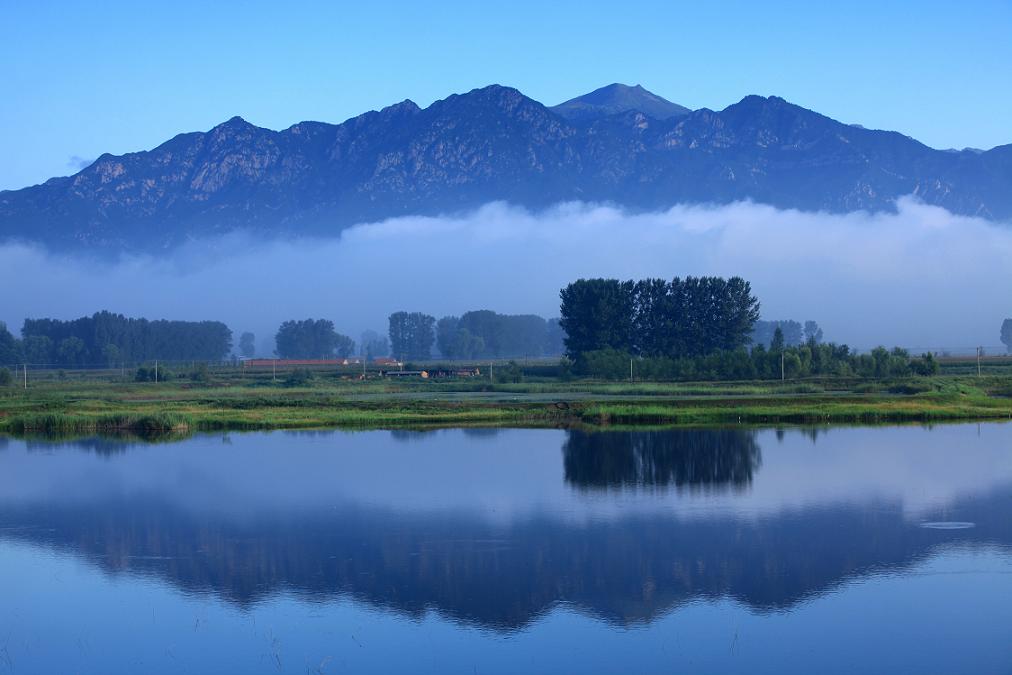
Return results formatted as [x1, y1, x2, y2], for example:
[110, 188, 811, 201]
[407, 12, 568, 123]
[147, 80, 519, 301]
[1, 197, 1009, 355]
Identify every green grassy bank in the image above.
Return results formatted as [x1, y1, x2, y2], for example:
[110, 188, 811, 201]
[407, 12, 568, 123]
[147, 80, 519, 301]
[1, 373, 1011, 438]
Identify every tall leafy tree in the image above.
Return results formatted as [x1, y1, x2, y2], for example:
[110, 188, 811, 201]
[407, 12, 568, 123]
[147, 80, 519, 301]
[21, 335, 52, 364]
[388, 312, 435, 361]
[752, 320, 804, 348]
[804, 320, 824, 344]
[770, 326, 785, 353]
[238, 332, 256, 358]
[458, 311, 503, 357]
[436, 316, 461, 358]
[559, 279, 636, 359]
[633, 279, 675, 357]
[102, 343, 121, 367]
[275, 319, 352, 359]
[57, 336, 86, 367]
[0, 322, 22, 365]
[334, 334, 356, 359]
[360, 330, 389, 360]
[499, 314, 549, 358]
[544, 318, 566, 356]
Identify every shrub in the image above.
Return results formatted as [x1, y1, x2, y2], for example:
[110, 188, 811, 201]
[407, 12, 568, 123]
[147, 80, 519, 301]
[575, 349, 632, 380]
[500, 361, 524, 384]
[910, 353, 940, 376]
[888, 382, 933, 395]
[781, 352, 803, 378]
[135, 366, 173, 382]
[284, 368, 314, 387]
[0, 367, 12, 387]
[190, 363, 210, 383]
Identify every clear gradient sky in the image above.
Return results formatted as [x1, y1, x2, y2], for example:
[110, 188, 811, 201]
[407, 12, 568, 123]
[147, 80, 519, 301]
[3, 0, 1011, 191]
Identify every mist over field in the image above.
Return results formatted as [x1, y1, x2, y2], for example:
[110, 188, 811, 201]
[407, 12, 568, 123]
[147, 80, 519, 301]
[3, 196, 1010, 354]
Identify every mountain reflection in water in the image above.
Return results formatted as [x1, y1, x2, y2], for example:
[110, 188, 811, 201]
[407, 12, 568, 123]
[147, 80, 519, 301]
[1, 426, 1011, 632]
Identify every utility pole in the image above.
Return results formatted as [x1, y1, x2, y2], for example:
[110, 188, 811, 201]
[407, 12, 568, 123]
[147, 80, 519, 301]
[781, 352, 785, 381]
[23, 363, 27, 390]
[630, 357, 633, 382]
[272, 358, 277, 382]
[155, 360, 159, 383]
[977, 347, 982, 377]
[489, 361, 494, 385]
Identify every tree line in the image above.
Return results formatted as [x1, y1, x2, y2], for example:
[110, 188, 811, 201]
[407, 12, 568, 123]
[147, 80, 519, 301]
[269, 310, 564, 362]
[574, 339, 938, 381]
[0, 311, 232, 366]
[386, 310, 565, 362]
[751, 319, 822, 347]
[560, 277, 937, 380]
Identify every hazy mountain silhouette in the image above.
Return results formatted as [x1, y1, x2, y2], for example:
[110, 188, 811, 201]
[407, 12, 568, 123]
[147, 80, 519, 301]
[3, 473, 1007, 630]
[2, 84, 1010, 251]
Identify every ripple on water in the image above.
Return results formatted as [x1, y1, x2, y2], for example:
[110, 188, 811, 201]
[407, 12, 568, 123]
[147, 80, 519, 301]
[919, 521, 976, 530]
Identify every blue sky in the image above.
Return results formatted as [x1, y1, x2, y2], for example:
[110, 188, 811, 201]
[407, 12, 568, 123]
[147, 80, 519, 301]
[3, 0, 1011, 191]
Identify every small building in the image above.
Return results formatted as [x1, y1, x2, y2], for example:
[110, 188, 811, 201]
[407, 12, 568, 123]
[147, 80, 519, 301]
[426, 367, 482, 378]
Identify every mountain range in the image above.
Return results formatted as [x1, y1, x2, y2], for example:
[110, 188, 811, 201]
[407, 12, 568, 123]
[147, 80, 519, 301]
[2, 83, 1010, 251]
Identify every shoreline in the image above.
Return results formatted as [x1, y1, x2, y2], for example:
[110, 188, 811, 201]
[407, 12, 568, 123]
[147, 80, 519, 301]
[3, 375, 1011, 439]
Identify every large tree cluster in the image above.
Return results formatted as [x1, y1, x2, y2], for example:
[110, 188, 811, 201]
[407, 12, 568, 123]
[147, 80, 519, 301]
[275, 319, 355, 359]
[560, 277, 761, 360]
[11, 311, 232, 366]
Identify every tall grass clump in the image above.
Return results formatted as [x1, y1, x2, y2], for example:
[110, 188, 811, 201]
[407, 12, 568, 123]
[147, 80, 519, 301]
[7, 412, 191, 434]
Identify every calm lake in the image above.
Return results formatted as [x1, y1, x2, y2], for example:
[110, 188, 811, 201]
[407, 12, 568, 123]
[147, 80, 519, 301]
[1, 424, 1011, 674]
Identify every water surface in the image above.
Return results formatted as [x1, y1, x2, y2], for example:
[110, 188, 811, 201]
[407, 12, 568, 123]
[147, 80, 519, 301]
[1, 424, 1011, 673]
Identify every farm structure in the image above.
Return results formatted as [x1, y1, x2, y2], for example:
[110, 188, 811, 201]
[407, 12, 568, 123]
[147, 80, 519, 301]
[381, 368, 482, 379]
[243, 358, 362, 367]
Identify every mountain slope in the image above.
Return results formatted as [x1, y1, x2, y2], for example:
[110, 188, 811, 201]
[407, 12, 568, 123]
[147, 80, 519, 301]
[1, 84, 1009, 251]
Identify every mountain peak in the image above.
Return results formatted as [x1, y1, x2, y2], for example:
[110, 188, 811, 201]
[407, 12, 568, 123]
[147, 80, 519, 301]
[212, 116, 258, 133]
[551, 83, 691, 122]
[380, 99, 420, 115]
[458, 84, 528, 107]
[429, 84, 546, 120]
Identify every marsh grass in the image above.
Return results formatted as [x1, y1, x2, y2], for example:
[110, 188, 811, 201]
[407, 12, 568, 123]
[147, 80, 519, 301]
[7, 411, 192, 434]
[1, 374, 1011, 439]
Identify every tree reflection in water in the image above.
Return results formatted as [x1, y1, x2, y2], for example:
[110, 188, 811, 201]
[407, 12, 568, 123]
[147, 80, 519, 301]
[563, 429, 761, 492]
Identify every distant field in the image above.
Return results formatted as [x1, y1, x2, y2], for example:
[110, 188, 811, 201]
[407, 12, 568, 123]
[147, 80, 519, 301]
[2, 363, 1011, 439]
[937, 354, 1012, 376]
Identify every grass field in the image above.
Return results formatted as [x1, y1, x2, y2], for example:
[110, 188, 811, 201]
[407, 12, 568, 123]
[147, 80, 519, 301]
[2, 363, 1012, 438]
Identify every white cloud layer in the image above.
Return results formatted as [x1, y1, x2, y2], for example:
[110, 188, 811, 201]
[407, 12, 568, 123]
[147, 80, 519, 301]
[2, 197, 1010, 353]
